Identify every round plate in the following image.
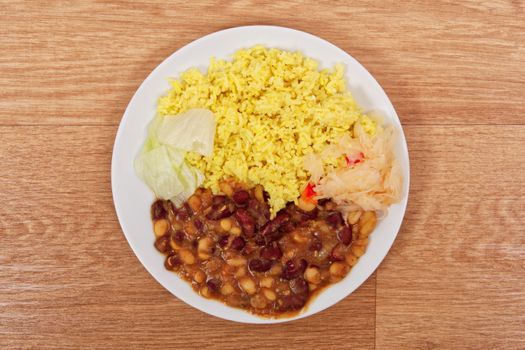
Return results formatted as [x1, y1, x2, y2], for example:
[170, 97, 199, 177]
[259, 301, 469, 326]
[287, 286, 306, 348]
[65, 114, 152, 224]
[112, 25, 410, 324]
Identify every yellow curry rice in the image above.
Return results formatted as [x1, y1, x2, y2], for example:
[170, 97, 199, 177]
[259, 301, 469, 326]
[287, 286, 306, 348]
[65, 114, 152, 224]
[157, 46, 375, 215]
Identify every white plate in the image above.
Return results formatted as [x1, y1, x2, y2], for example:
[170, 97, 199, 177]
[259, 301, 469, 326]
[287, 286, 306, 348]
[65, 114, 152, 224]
[112, 25, 410, 324]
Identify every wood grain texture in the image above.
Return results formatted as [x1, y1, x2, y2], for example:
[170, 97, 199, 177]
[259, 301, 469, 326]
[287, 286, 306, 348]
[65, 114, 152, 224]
[1, 1, 524, 349]
[1, 1, 524, 126]
[376, 125, 525, 349]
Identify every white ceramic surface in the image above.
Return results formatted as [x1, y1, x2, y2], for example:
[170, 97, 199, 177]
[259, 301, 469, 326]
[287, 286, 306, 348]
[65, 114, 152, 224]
[111, 25, 410, 324]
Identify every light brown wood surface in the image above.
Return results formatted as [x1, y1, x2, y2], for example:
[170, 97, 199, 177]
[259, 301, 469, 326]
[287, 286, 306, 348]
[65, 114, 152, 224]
[1, 1, 524, 349]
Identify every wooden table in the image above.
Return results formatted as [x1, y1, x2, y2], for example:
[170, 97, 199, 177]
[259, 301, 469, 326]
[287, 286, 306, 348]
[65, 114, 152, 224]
[1, 1, 524, 349]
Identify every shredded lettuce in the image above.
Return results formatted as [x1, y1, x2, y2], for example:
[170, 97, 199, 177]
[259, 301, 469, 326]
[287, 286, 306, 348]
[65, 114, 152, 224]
[134, 108, 216, 202]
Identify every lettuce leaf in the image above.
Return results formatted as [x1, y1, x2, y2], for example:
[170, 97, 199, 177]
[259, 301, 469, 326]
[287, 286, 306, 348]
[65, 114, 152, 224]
[150, 108, 216, 156]
[134, 145, 186, 199]
[134, 108, 216, 201]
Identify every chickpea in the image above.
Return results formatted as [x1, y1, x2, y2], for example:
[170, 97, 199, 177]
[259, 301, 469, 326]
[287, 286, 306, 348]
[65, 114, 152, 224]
[179, 249, 195, 265]
[308, 283, 318, 292]
[347, 210, 362, 225]
[359, 211, 377, 238]
[187, 195, 202, 213]
[197, 237, 213, 260]
[230, 226, 242, 236]
[220, 218, 232, 232]
[220, 283, 234, 295]
[171, 220, 183, 231]
[351, 244, 365, 257]
[304, 266, 321, 284]
[250, 294, 268, 309]
[153, 219, 169, 238]
[284, 248, 298, 259]
[269, 264, 283, 276]
[297, 197, 316, 212]
[292, 232, 308, 244]
[193, 270, 206, 283]
[254, 184, 265, 202]
[197, 237, 213, 253]
[261, 288, 277, 301]
[219, 182, 234, 197]
[169, 238, 182, 251]
[345, 252, 358, 266]
[200, 189, 213, 208]
[356, 238, 369, 246]
[183, 221, 197, 236]
[329, 262, 350, 281]
[239, 277, 256, 295]
[226, 257, 247, 267]
[198, 252, 211, 260]
[235, 266, 247, 278]
[205, 257, 222, 273]
[200, 285, 211, 298]
[220, 264, 235, 278]
[260, 276, 275, 289]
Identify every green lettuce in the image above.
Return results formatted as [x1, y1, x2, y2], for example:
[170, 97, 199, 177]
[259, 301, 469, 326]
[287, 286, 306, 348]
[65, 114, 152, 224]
[134, 109, 215, 203]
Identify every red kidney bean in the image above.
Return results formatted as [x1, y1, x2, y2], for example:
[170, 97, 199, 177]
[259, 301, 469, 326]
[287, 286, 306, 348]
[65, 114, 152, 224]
[247, 198, 259, 215]
[260, 212, 291, 239]
[264, 230, 285, 245]
[297, 207, 319, 220]
[330, 243, 346, 261]
[283, 203, 300, 221]
[193, 218, 204, 231]
[164, 254, 181, 270]
[280, 221, 295, 234]
[206, 202, 234, 220]
[206, 278, 221, 292]
[278, 294, 307, 311]
[218, 235, 229, 248]
[262, 206, 271, 220]
[260, 242, 282, 260]
[249, 258, 273, 272]
[309, 236, 322, 251]
[337, 226, 352, 245]
[289, 278, 309, 295]
[231, 236, 246, 251]
[151, 200, 167, 220]
[213, 195, 227, 205]
[183, 202, 193, 217]
[254, 234, 266, 246]
[234, 208, 255, 236]
[326, 211, 343, 228]
[247, 198, 270, 228]
[233, 190, 250, 206]
[282, 259, 307, 280]
[256, 215, 269, 230]
[172, 230, 185, 242]
[176, 207, 189, 221]
[248, 198, 259, 209]
[154, 235, 170, 253]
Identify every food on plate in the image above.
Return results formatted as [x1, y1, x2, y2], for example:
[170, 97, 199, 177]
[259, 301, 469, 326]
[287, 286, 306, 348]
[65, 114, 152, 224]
[157, 45, 377, 216]
[151, 180, 376, 316]
[305, 121, 403, 217]
[135, 46, 403, 317]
